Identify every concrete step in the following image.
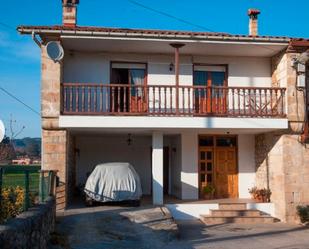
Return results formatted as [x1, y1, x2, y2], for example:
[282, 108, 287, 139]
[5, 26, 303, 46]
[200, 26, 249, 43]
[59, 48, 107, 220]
[210, 209, 261, 217]
[200, 215, 276, 225]
[218, 203, 247, 210]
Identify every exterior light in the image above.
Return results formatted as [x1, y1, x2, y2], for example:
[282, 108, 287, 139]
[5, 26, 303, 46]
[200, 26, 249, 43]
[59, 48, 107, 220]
[169, 63, 174, 72]
[127, 133, 132, 146]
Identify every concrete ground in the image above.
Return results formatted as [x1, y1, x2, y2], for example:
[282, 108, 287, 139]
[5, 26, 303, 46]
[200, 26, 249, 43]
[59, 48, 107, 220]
[50, 202, 309, 249]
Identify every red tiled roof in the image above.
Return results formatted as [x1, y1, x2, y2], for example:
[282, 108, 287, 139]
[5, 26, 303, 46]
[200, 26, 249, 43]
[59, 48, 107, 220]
[18, 25, 228, 36]
[17, 25, 309, 42]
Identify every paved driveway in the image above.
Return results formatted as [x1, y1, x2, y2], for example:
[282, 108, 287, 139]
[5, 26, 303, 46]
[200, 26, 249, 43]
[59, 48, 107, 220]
[50, 203, 309, 249]
[172, 220, 309, 249]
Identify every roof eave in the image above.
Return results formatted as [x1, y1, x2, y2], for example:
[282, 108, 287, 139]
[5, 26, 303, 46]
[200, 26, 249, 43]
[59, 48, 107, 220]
[17, 27, 291, 44]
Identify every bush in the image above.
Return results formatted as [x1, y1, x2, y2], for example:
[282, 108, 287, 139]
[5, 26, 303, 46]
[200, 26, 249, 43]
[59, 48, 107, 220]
[0, 186, 25, 223]
[297, 205, 309, 224]
[202, 185, 215, 194]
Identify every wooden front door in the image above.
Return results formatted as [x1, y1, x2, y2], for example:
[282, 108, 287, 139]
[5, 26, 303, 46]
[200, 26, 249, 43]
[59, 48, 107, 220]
[215, 147, 238, 198]
[198, 136, 238, 199]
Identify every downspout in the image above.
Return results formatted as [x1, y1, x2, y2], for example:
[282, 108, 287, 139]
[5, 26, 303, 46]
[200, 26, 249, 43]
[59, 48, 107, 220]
[32, 31, 42, 48]
[295, 50, 309, 143]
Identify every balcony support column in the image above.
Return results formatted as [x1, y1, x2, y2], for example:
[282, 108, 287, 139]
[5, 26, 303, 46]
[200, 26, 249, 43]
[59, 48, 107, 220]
[152, 131, 164, 205]
[170, 43, 185, 114]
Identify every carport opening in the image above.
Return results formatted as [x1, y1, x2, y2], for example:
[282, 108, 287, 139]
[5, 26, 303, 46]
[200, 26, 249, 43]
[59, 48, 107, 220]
[68, 133, 182, 206]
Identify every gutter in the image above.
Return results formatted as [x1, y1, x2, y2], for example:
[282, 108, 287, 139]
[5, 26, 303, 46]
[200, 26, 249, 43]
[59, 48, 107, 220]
[17, 27, 291, 44]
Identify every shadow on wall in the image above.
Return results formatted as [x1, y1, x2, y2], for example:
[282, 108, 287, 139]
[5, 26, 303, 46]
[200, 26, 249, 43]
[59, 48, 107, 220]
[255, 132, 281, 190]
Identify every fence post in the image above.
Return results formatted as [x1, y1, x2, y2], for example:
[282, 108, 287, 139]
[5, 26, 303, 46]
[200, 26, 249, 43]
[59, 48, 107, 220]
[24, 170, 30, 211]
[39, 171, 45, 203]
[48, 171, 53, 196]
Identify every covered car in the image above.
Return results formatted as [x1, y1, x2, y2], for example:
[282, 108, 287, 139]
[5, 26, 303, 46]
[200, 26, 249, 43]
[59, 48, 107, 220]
[84, 162, 142, 204]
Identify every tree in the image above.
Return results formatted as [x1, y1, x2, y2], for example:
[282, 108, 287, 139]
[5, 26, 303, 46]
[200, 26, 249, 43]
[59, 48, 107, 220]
[0, 136, 16, 163]
[25, 140, 40, 157]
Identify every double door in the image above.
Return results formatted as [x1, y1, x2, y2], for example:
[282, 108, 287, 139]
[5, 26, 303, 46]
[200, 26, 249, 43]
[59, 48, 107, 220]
[193, 65, 227, 114]
[111, 63, 147, 113]
[199, 136, 238, 199]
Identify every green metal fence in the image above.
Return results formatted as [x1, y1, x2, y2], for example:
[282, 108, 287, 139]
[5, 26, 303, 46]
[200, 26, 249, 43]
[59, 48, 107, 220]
[0, 166, 57, 212]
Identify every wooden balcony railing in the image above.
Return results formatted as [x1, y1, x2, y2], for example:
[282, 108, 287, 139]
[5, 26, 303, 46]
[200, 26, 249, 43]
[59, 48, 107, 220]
[61, 83, 286, 118]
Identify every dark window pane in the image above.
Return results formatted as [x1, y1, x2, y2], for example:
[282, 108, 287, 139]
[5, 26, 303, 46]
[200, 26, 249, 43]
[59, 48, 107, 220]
[216, 137, 236, 147]
[211, 72, 225, 87]
[199, 137, 214, 146]
[207, 162, 212, 171]
[200, 152, 205, 160]
[207, 174, 212, 183]
[207, 151, 212, 160]
[201, 162, 206, 171]
[194, 71, 208, 97]
[200, 174, 205, 182]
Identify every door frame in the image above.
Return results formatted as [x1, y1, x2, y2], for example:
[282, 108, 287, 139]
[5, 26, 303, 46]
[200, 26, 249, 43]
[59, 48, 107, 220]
[110, 61, 148, 85]
[193, 64, 229, 114]
[197, 134, 238, 199]
[192, 63, 229, 87]
[110, 61, 148, 113]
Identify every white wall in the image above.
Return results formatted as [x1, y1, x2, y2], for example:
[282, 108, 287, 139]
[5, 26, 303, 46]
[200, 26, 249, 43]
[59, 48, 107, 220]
[181, 132, 199, 199]
[74, 132, 256, 200]
[168, 135, 182, 199]
[76, 135, 152, 194]
[63, 52, 272, 87]
[178, 132, 256, 200]
[238, 134, 256, 198]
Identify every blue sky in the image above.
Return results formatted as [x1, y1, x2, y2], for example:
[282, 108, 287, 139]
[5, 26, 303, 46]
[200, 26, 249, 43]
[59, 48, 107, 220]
[0, 0, 309, 138]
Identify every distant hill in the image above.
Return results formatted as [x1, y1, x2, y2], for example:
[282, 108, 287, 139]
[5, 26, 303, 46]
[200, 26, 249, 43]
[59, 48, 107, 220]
[12, 137, 41, 158]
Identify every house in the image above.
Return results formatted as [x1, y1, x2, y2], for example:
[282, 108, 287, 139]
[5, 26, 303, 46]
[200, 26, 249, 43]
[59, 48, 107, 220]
[12, 156, 31, 165]
[18, 0, 309, 223]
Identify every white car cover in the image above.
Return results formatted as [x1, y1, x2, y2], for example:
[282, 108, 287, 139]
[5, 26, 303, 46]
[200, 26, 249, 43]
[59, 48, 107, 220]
[84, 162, 142, 202]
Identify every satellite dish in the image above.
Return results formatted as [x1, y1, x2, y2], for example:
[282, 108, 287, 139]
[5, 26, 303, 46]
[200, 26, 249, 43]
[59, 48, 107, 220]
[46, 41, 64, 61]
[0, 120, 5, 143]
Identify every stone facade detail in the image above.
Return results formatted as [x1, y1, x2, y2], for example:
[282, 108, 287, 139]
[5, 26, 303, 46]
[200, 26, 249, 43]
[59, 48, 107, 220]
[0, 197, 55, 249]
[255, 49, 309, 223]
[42, 130, 68, 210]
[41, 45, 62, 122]
[62, 0, 79, 27]
[41, 43, 71, 210]
[255, 132, 286, 221]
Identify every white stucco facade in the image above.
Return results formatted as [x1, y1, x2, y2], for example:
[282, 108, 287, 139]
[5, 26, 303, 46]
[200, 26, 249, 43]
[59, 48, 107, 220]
[74, 131, 256, 201]
[63, 52, 272, 88]
[62, 48, 284, 207]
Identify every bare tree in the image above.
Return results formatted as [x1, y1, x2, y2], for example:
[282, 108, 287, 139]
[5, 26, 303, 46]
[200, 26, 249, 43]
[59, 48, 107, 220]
[0, 115, 25, 163]
[8, 114, 25, 141]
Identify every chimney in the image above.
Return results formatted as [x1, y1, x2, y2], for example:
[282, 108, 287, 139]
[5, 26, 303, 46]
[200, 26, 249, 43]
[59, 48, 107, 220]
[248, 9, 260, 36]
[62, 0, 79, 27]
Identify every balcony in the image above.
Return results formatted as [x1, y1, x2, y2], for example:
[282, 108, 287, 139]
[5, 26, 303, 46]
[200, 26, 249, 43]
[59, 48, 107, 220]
[61, 83, 286, 118]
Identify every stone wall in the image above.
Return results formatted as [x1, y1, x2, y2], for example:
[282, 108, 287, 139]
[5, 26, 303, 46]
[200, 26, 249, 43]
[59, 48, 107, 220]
[255, 132, 286, 221]
[282, 134, 309, 222]
[255, 49, 309, 223]
[42, 130, 68, 210]
[255, 132, 309, 222]
[41, 43, 71, 210]
[0, 197, 55, 249]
